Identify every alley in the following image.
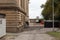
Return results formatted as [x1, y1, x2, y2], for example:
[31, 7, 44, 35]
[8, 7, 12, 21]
[6, 27, 55, 40]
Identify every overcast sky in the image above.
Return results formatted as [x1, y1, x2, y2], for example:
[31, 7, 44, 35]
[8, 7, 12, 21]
[29, 0, 47, 19]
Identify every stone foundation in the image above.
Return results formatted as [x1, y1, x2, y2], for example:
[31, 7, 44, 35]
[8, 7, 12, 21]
[6, 26, 24, 33]
[0, 36, 6, 40]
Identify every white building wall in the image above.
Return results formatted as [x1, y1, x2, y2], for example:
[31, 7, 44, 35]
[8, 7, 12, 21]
[0, 18, 6, 38]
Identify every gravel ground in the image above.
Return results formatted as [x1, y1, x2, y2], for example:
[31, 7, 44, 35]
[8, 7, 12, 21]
[6, 28, 55, 40]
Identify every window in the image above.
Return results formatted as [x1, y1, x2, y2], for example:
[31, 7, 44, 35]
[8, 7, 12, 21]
[0, 14, 6, 18]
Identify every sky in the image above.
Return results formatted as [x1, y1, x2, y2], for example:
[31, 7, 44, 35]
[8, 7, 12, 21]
[29, 0, 47, 19]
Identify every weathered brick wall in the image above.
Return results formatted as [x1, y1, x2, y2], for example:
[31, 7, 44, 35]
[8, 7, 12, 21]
[0, 0, 16, 3]
[0, 0, 17, 7]
[0, 0, 29, 33]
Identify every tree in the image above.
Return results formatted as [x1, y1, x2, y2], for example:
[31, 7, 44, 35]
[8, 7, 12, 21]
[41, 0, 53, 20]
[41, 0, 60, 31]
[54, 0, 60, 20]
[41, 0, 60, 20]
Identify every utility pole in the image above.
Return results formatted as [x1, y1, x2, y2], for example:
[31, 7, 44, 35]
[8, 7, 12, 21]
[52, 0, 54, 31]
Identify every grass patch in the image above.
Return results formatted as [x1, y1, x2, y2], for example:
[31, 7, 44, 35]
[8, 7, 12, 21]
[47, 32, 60, 40]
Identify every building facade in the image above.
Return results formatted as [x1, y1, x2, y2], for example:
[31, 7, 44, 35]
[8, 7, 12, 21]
[0, 0, 29, 33]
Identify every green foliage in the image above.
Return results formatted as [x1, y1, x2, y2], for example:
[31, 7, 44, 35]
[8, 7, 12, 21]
[54, 0, 60, 20]
[42, 0, 53, 20]
[41, 0, 60, 20]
